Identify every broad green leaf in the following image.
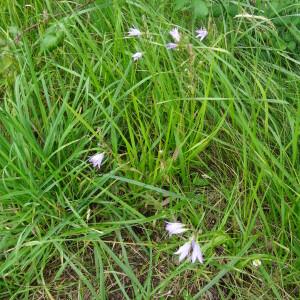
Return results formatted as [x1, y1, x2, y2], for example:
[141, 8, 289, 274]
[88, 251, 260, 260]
[175, 0, 188, 10]
[227, 3, 238, 17]
[192, 0, 209, 19]
[211, 4, 223, 17]
[40, 22, 66, 52]
[40, 33, 61, 51]
[266, 0, 280, 17]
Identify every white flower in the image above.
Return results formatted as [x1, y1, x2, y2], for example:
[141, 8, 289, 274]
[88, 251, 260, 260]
[169, 27, 181, 43]
[191, 239, 204, 263]
[165, 222, 187, 235]
[88, 152, 104, 169]
[175, 241, 192, 262]
[195, 27, 208, 41]
[166, 42, 178, 50]
[128, 27, 142, 37]
[132, 52, 143, 61]
[252, 259, 262, 268]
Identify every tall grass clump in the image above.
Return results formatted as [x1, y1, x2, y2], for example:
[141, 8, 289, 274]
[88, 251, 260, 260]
[0, 0, 299, 299]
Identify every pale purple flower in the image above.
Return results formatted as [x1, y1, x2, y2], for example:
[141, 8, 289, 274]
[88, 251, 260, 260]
[165, 222, 187, 235]
[132, 52, 143, 61]
[88, 152, 105, 169]
[128, 27, 142, 37]
[166, 42, 178, 50]
[174, 238, 204, 264]
[169, 27, 181, 43]
[175, 241, 192, 262]
[191, 239, 204, 263]
[195, 27, 208, 41]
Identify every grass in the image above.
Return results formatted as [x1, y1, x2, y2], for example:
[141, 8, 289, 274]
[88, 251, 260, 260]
[0, 0, 299, 299]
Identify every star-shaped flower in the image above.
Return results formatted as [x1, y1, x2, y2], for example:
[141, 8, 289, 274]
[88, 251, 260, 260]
[169, 27, 181, 43]
[195, 27, 208, 41]
[88, 152, 105, 169]
[166, 42, 178, 50]
[132, 52, 143, 61]
[175, 241, 192, 262]
[191, 239, 204, 263]
[128, 27, 142, 37]
[174, 238, 204, 264]
[165, 222, 188, 235]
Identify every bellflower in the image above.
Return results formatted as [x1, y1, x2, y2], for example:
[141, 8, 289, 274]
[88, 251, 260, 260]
[191, 239, 204, 263]
[175, 241, 192, 262]
[88, 152, 105, 169]
[174, 238, 204, 264]
[169, 27, 181, 43]
[128, 27, 142, 37]
[132, 52, 143, 61]
[195, 27, 208, 41]
[166, 42, 178, 50]
[165, 222, 187, 235]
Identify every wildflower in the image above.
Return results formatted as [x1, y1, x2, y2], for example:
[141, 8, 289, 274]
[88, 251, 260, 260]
[195, 27, 208, 41]
[175, 241, 192, 262]
[166, 42, 178, 50]
[169, 27, 181, 43]
[132, 52, 143, 61]
[128, 27, 142, 37]
[88, 152, 105, 169]
[174, 237, 204, 264]
[191, 239, 204, 263]
[86, 208, 91, 221]
[252, 259, 262, 268]
[165, 222, 187, 235]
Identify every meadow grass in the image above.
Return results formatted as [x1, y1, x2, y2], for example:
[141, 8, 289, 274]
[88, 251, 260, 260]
[0, 0, 299, 299]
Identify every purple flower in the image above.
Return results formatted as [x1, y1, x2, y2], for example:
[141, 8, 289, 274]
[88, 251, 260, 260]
[170, 27, 181, 43]
[195, 27, 208, 41]
[132, 52, 143, 61]
[191, 239, 204, 263]
[88, 153, 105, 169]
[175, 241, 192, 262]
[128, 27, 142, 37]
[165, 222, 187, 235]
[174, 238, 204, 264]
[166, 42, 178, 50]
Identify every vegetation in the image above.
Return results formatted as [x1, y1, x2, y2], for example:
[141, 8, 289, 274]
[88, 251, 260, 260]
[0, 0, 299, 298]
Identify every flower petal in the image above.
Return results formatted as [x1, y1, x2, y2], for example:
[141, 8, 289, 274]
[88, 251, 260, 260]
[166, 42, 178, 50]
[195, 27, 208, 41]
[132, 52, 143, 61]
[88, 152, 105, 169]
[165, 222, 187, 235]
[191, 240, 204, 264]
[128, 27, 142, 37]
[175, 241, 192, 262]
[169, 27, 181, 43]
